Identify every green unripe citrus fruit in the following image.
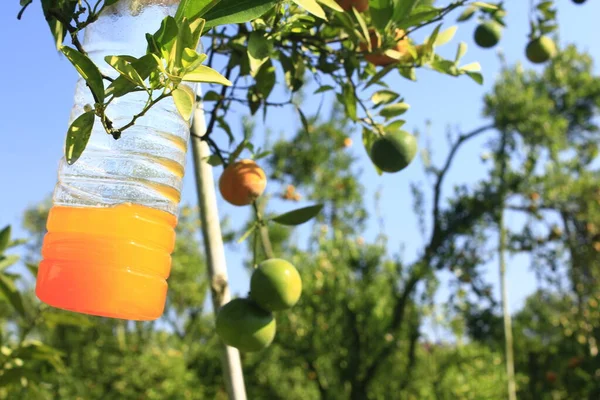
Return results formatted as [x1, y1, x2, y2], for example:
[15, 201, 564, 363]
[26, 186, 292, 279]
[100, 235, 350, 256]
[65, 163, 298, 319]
[369, 130, 417, 173]
[474, 21, 502, 49]
[526, 36, 557, 64]
[250, 258, 302, 312]
[215, 298, 276, 352]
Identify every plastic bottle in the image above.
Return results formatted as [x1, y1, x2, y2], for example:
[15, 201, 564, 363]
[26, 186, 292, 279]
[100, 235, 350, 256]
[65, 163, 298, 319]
[36, 0, 196, 321]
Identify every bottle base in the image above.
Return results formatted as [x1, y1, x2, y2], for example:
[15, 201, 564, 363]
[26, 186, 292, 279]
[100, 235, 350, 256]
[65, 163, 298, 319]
[36, 259, 167, 321]
[36, 204, 177, 321]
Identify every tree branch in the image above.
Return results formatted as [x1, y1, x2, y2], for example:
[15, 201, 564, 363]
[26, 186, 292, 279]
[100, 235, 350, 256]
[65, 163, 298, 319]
[431, 125, 494, 240]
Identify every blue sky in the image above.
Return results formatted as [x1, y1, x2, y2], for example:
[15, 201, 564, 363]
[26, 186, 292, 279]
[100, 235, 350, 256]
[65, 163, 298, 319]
[1, 1, 599, 331]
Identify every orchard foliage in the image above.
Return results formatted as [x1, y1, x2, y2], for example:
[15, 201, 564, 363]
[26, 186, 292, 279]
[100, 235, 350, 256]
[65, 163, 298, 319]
[18, 0, 577, 174]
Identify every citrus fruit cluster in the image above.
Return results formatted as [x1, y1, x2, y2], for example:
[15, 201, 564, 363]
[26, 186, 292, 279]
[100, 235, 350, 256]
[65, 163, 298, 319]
[471, 6, 558, 65]
[216, 258, 302, 352]
[216, 159, 302, 352]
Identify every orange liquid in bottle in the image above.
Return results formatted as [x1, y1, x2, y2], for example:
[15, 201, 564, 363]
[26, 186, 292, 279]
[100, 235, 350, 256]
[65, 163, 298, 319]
[36, 203, 177, 321]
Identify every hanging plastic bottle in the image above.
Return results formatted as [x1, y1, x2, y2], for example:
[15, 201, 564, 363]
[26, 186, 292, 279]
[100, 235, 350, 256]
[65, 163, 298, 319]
[36, 0, 197, 321]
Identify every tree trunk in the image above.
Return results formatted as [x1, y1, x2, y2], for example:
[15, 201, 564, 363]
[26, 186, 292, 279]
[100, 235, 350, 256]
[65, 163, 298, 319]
[190, 97, 248, 400]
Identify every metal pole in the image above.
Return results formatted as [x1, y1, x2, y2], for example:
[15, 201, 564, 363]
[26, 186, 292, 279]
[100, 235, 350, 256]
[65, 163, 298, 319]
[190, 92, 247, 400]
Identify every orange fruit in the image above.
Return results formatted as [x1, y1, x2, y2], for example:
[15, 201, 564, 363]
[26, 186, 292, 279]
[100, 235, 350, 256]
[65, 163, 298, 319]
[473, 21, 502, 49]
[545, 371, 557, 383]
[215, 298, 276, 352]
[343, 137, 353, 148]
[337, 0, 368, 12]
[360, 29, 410, 66]
[219, 159, 267, 206]
[250, 258, 302, 311]
[370, 130, 418, 173]
[528, 192, 540, 202]
[526, 36, 557, 64]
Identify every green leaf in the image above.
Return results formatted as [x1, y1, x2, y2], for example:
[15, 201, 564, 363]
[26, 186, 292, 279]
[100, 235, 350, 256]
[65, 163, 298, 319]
[204, 154, 223, 166]
[455, 41, 467, 63]
[297, 107, 310, 135]
[425, 23, 443, 49]
[0, 274, 26, 317]
[61, 46, 105, 103]
[65, 111, 95, 165]
[25, 263, 38, 278]
[182, 65, 232, 85]
[40, 0, 72, 50]
[387, 119, 406, 130]
[456, 6, 476, 22]
[317, 0, 343, 12]
[237, 224, 257, 243]
[392, 0, 420, 24]
[271, 204, 324, 226]
[182, 49, 206, 72]
[314, 85, 334, 94]
[203, 0, 278, 29]
[398, 66, 417, 81]
[175, 0, 221, 21]
[255, 60, 276, 99]
[105, 56, 146, 87]
[229, 139, 248, 163]
[365, 63, 396, 88]
[434, 25, 457, 47]
[370, 0, 393, 30]
[106, 54, 158, 98]
[248, 31, 273, 74]
[202, 90, 221, 101]
[339, 82, 357, 121]
[0, 255, 19, 271]
[466, 71, 484, 85]
[0, 226, 10, 253]
[431, 57, 458, 75]
[372, 90, 400, 106]
[153, 16, 179, 60]
[380, 102, 410, 119]
[473, 1, 498, 11]
[172, 85, 195, 120]
[189, 18, 206, 50]
[353, 6, 371, 47]
[293, 0, 327, 20]
[248, 31, 272, 60]
[397, 9, 439, 29]
[254, 150, 271, 160]
[7, 239, 27, 249]
[460, 62, 481, 72]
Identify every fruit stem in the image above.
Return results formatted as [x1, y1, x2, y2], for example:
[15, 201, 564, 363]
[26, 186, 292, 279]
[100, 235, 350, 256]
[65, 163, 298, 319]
[252, 200, 274, 259]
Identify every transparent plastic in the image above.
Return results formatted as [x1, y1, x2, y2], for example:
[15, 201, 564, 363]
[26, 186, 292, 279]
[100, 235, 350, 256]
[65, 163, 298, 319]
[36, 0, 195, 321]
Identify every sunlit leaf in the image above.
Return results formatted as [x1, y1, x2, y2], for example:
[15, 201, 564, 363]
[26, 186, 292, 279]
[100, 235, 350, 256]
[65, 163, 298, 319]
[172, 85, 195, 120]
[175, 0, 220, 21]
[293, 0, 327, 20]
[379, 102, 410, 119]
[61, 46, 105, 103]
[182, 65, 232, 85]
[65, 111, 95, 165]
